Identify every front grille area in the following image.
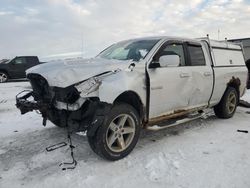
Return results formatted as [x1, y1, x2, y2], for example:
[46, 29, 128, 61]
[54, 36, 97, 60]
[27, 73, 80, 104]
[27, 73, 53, 102]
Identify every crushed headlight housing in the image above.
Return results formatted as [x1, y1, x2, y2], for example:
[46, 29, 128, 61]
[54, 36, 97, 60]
[74, 77, 102, 95]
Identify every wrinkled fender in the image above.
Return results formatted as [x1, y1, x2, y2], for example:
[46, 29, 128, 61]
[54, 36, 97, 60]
[98, 66, 147, 106]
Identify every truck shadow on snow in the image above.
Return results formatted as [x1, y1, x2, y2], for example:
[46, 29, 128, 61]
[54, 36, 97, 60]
[0, 115, 217, 181]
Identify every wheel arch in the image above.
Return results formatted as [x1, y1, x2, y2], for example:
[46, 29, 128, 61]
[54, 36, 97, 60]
[0, 69, 10, 81]
[113, 90, 145, 124]
[0, 69, 9, 76]
[227, 77, 241, 102]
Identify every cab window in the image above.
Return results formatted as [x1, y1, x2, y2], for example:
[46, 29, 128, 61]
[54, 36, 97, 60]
[13, 57, 26, 65]
[156, 43, 186, 66]
[188, 45, 206, 66]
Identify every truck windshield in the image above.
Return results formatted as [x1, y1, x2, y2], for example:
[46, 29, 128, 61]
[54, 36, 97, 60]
[98, 39, 160, 62]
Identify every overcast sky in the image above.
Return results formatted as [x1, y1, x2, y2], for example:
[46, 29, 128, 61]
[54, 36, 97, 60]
[0, 0, 250, 60]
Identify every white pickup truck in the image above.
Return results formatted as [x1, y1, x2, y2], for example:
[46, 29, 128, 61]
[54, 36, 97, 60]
[16, 36, 248, 160]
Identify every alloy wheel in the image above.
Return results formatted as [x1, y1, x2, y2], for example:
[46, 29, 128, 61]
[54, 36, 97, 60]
[106, 114, 136, 153]
[0, 73, 7, 83]
[227, 91, 237, 114]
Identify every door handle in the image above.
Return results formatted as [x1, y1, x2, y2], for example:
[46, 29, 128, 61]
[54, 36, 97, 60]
[203, 72, 212, 76]
[180, 73, 190, 78]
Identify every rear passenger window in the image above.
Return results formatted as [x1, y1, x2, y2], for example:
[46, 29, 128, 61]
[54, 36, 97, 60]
[188, 45, 206, 66]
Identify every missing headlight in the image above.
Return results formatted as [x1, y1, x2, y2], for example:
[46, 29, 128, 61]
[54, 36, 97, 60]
[74, 77, 101, 95]
[53, 86, 80, 104]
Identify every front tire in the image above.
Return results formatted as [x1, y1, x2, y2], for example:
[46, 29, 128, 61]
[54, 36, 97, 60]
[0, 72, 8, 83]
[88, 103, 141, 161]
[214, 87, 238, 119]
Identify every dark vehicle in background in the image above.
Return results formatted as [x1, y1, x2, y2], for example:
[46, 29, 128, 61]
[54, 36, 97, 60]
[0, 56, 45, 83]
[229, 38, 250, 89]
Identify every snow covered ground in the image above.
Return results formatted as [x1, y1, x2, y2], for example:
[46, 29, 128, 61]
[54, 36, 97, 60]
[0, 82, 250, 188]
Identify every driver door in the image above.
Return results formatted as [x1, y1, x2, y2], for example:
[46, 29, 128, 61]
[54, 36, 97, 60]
[147, 41, 193, 118]
[9, 57, 28, 79]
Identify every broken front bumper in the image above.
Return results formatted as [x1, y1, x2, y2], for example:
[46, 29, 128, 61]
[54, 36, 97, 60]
[16, 90, 51, 126]
[16, 90, 111, 136]
[16, 90, 49, 115]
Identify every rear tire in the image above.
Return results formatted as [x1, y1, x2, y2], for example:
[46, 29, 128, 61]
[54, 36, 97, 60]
[0, 71, 8, 83]
[214, 87, 238, 119]
[87, 103, 141, 161]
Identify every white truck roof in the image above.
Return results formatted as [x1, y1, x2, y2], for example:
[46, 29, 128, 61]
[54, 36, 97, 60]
[207, 39, 242, 50]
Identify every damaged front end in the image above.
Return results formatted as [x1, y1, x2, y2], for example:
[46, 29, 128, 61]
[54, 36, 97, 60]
[16, 73, 112, 136]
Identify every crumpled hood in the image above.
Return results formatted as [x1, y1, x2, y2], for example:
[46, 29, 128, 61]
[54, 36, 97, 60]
[26, 57, 131, 88]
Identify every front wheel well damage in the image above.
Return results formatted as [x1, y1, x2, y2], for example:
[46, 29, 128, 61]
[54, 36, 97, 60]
[113, 91, 145, 124]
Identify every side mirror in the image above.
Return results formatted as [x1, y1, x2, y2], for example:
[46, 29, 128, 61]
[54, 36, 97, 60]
[159, 55, 180, 67]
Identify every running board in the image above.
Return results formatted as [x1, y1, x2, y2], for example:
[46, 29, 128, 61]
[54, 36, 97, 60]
[146, 112, 208, 131]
